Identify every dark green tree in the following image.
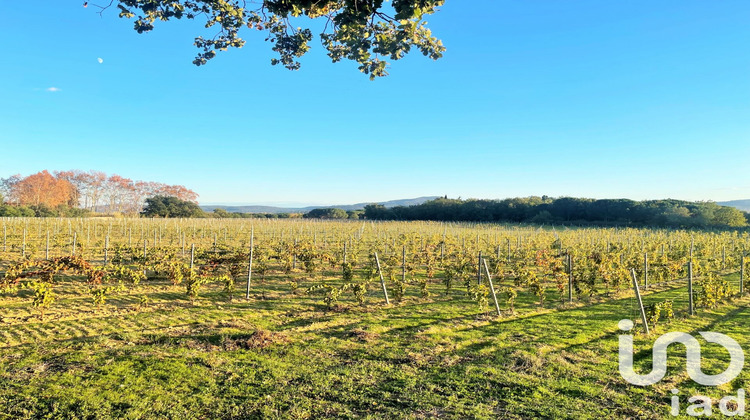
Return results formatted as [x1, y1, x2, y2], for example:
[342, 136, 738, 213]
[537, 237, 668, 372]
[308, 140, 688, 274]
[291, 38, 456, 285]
[142, 195, 204, 218]
[346, 210, 363, 219]
[0, 205, 35, 217]
[713, 206, 748, 227]
[364, 203, 392, 219]
[303, 207, 348, 219]
[212, 208, 232, 218]
[95, 0, 445, 80]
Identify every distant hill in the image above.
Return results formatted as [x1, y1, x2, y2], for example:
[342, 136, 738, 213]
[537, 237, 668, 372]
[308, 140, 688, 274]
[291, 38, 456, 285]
[718, 199, 750, 212]
[201, 196, 441, 214]
[200, 205, 299, 214]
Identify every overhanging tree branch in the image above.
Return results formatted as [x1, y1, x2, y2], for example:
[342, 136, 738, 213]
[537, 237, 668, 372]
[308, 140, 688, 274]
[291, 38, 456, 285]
[92, 0, 446, 79]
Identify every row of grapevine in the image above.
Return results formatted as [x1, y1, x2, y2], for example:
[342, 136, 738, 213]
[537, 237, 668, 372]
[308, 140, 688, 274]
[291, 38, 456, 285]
[1, 217, 748, 321]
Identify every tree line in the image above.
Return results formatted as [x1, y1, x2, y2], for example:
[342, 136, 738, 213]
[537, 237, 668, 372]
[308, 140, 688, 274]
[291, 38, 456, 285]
[363, 197, 749, 228]
[0, 170, 198, 217]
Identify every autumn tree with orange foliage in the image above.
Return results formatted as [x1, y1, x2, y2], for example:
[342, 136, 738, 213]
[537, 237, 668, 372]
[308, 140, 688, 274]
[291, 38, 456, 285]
[3, 170, 199, 215]
[12, 171, 75, 207]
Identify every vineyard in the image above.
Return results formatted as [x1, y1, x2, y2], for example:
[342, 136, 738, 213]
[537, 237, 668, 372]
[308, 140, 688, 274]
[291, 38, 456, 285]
[1, 217, 749, 418]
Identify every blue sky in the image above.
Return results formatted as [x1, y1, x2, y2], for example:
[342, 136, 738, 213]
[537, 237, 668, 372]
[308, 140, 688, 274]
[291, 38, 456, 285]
[1, 1, 749, 206]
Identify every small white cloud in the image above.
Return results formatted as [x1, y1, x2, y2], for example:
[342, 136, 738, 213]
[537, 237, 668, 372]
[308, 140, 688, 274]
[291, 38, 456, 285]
[46, 87, 61, 92]
[97, 57, 103, 64]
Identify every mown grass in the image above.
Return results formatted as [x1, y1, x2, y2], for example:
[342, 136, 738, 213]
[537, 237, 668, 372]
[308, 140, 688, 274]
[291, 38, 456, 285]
[0, 271, 748, 419]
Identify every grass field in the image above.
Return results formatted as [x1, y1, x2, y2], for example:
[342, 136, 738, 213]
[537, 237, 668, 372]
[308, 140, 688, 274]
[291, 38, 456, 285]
[1, 268, 747, 419]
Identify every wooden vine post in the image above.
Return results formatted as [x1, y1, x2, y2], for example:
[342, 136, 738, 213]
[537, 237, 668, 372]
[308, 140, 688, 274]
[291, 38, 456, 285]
[245, 228, 254, 299]
[190, 243, 195, 271]
[477, 251, 482, 285]
[630, 268, 649, 335]
[104, 234, 109, 265]
[482, 257, 501, 316]
[293, 238, 297, 270]
[142, 239, 148, 277]
[374, 252, 390, 305]
[740, 252, 744, 295]
[402, 246, 406, 284]
[567, 253, 573, 303]
[688, 261, 695, 316]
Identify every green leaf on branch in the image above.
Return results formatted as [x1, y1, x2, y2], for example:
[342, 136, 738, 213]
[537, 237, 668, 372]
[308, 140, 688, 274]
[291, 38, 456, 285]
[101, 0, 446, 78]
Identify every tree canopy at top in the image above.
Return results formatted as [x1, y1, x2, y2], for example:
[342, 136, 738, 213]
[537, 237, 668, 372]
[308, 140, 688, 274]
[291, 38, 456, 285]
[101, 0, 446, 79]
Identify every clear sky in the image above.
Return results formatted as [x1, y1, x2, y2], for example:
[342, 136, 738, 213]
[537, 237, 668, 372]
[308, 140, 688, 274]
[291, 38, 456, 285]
[1, 1, 749, 206]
